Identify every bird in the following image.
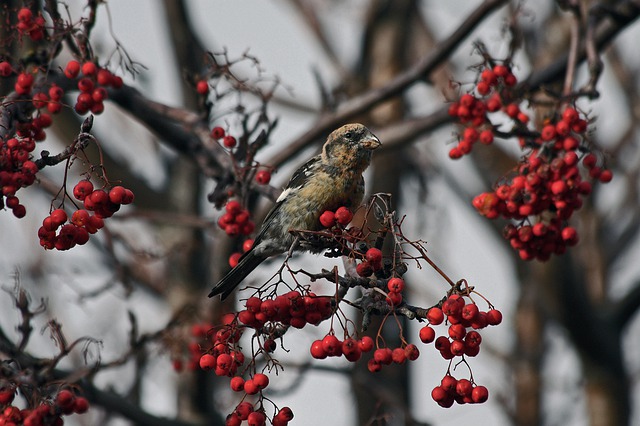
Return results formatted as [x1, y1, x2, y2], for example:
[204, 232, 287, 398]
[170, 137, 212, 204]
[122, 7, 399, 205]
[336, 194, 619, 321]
[209, 123, 381, 300]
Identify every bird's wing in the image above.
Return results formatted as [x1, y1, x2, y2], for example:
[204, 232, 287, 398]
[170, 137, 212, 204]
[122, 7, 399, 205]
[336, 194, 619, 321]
[252, 155, 321, 247]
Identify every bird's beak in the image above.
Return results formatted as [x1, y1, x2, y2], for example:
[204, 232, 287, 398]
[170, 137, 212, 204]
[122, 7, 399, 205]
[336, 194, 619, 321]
[362, 134, 381, 150]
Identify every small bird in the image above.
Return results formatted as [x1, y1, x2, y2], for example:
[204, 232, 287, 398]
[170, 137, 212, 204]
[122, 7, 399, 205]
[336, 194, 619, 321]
[209, 123, 381, 299]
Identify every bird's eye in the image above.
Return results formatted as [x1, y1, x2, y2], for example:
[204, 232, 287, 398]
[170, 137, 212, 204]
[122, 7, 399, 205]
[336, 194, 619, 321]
[344, 131, 353, 139]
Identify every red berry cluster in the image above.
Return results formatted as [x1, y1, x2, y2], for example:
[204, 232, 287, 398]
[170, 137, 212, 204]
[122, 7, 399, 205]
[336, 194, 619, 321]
[0, 388, 88, 426]
[13, 71, 36, 96]
[254, 169, 271, 185]
[197, 310, 298, 425]
[448, 62, 613, 260]
[0, 137, 38, 218]
[355, 247, 382, 277]
[447, 64, 519, 158]
[318, 206, 354, 228]
[367, 343, 420, 373]
[472, 107, 611, 260]
[16, 7, 46, 41]
[210, 126, 237, 149]
[38, 182, 134, 250]
[228, 238, 254, 268]
[417, 294, 501, 407]
[237, 292, 333, 330]
[431, 375, 489, 408]
[225, 402, 293, 426]
[63, 60, 122, 115]
[218, 200, 256, 237]
[310, 334, 374, 362]
[198, 322, 245, 378]
[384, 276, 404, 306]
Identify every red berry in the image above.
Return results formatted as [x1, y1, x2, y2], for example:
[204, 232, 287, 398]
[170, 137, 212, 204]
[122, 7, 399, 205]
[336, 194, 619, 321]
[599, 169, 613, 183]
[73, 397, 89, 413]
[228, 252, 241, 267]
[196, 80, 209, 95]
[18, 8, 33, 22]
[541, 124, 556, 141]
[356, 261, 373, 277]
[0, 61, 12, 77]
[230, 376, 245, 392]
[310, 339, 327, 359]
[479, 129, 494, 144]
[461, 303, 479, 321]
[365, 248, 382, 267]
[486, 95, 502, 111]
[386, 291, 402, 306]
[211, 126, 225, 139]
[199, 354, 216, 370]
[562, 107, 579, 124]
[55, 390, 74, 408]
[222, 135, 237, 148]
[391, 347, 406, 364]
[582, 153, 597, 169]
[448, 146, 463, 159]
[427, 307, 444, 325]
[476, 81, 490, 95]
[460, 94, 475, 107]
[480, 69, 497, 85]
[387, 277, 404, 293]
[225, 200, 242, 215]
[504, 73, 517, 86]
[358, 336, 374, 352]
[0, 389, 15, 405]
[493, 64, 509, 77]
[242, 239, 254, 252]
[465, 330, 482, 347]
[321, 334, 342, 357]
[108, 186, 127, 204]
[17, 72, 34, 88]
[78, 77, 95, 93]
[441, 374, 458, 392]
[50, 208, 67, 227]
[373, 347, 393, 365]
[560, 227, 578, 245]
[276, 407, 294, 421]
[97, 69, 113, 86]
[255, 170, 271, 185]
[463, 127, 479, 143]
[319, 210, 336, 228]
[471, 385, 489, 403]
[431, 386, 451, 405]
[81, 62, 97, 76]
[247, 411, 266, 426]
[92, 87, 108, 102]
[486, 309, 503, 325]
[419, 326, 436, 344]
[404, 343, 420, 360]
[342, 338, 362, 362]
[448, 323, 466, 340]
[235, 402, 254, 420]
[253, 373, 269, 390]
[245, 296, 262, 313]
[456, 379, 473, 397]
[334, 206, 353, 225]
[226, 414, 242, 426]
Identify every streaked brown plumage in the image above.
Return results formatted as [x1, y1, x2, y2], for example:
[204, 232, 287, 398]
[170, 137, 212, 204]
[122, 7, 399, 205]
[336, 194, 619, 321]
[209, 123, 381, 299]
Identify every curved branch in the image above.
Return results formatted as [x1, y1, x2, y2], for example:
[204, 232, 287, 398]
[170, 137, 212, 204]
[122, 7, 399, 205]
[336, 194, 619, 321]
[267, 0, 510, 168]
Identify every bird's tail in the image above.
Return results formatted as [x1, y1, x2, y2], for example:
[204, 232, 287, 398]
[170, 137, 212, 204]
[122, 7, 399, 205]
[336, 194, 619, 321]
[208, 250, 264, 300]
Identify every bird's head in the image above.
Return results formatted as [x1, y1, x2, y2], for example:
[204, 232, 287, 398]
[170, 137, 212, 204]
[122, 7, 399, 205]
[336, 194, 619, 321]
[322, 123, 381, 170]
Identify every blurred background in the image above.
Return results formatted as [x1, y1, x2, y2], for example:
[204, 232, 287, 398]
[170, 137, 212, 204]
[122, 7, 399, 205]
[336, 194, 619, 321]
[1, 1, 639, 425]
